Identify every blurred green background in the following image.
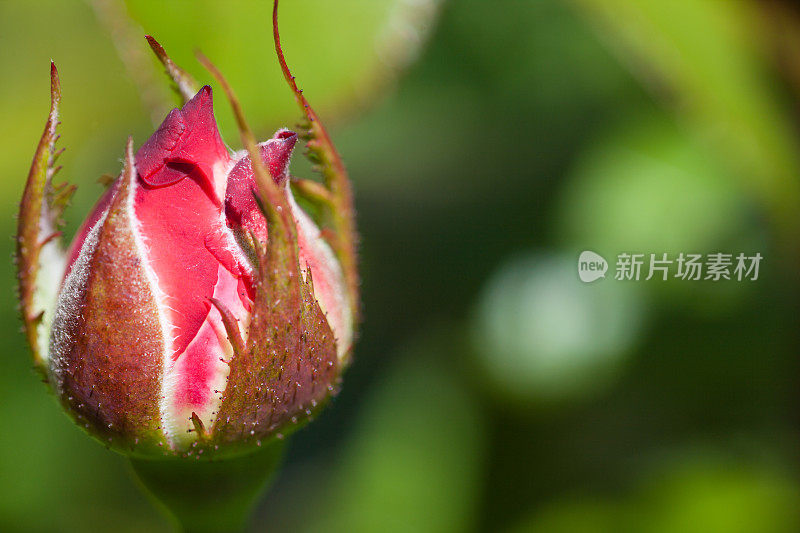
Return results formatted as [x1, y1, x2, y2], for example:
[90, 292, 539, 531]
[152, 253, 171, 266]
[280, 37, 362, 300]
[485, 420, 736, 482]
[3, 0, 800, 531]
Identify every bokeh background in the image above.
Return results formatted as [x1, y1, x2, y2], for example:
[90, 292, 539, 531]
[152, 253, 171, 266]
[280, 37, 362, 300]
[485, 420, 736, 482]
[2, 0, 800, 531]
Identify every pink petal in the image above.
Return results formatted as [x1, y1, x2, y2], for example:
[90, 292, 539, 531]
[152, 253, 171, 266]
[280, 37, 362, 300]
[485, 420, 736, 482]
[134, 87, 233, 361]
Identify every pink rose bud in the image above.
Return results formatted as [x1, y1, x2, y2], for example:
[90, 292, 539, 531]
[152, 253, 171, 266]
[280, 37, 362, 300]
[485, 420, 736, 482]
[17, 37, 358, 458]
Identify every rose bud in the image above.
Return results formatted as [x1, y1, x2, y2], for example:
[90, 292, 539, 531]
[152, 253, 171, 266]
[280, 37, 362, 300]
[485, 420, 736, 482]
[17, 32, 358, 459]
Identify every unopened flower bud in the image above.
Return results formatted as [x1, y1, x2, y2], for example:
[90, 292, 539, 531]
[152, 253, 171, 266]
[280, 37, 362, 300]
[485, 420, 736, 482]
[17, 36, 358, 458]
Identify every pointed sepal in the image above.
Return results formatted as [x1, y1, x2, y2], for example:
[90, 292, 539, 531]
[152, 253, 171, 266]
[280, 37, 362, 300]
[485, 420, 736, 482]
[195, 51, 339, 451]
[49, 138, 169, 455]
[210, 195, 339, 451]
[16, 62, 73, 374]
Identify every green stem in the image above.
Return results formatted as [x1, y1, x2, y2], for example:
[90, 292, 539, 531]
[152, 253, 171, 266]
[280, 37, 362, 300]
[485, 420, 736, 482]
[129, 441, 285, 533]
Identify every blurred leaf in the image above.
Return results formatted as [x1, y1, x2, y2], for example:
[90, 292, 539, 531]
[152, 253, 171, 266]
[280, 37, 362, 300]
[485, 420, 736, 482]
[571, 0, 800, 244]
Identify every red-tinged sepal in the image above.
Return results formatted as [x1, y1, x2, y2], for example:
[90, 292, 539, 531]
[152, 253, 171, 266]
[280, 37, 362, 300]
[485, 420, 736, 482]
[210, 191, 339, 453]
[49, 139, 170, 455]
[288, 186, 353, 359]
[196, 54, 340, 453]
[16, 62, 75, 375]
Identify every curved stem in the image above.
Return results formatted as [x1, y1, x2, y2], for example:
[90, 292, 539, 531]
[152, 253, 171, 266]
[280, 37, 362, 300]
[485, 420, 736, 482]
[129, 441, 285, 533]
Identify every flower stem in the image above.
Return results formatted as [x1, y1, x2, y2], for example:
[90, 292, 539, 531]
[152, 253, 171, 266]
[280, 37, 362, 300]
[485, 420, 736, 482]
[129, 441, 285, 533]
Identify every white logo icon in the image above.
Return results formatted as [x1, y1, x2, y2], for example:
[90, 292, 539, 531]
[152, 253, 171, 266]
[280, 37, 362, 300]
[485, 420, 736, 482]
[578, 251, 607, 283]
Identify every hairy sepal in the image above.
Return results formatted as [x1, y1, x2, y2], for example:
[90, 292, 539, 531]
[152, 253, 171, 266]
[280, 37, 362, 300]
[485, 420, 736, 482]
[210, 194, 339, 453]
[196, 53, 339, 454]
[16, 62, 75, 375]
[49, 139, 169, 456]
